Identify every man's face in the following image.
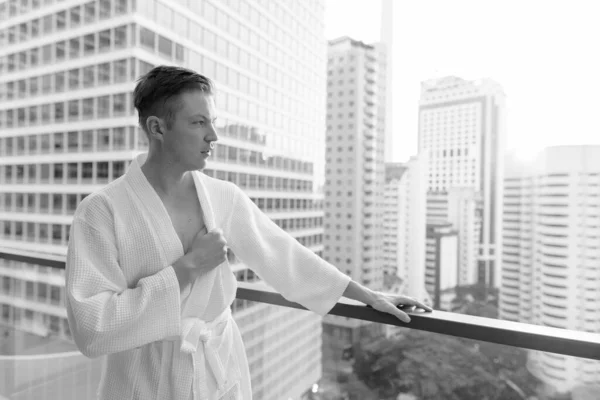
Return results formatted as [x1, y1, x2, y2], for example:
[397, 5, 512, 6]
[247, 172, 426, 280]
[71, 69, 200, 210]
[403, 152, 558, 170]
[162, 90, 218, 171]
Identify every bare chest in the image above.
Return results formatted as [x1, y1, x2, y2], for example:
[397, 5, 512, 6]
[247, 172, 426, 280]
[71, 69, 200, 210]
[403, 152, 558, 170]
[163, 194, 205, 254]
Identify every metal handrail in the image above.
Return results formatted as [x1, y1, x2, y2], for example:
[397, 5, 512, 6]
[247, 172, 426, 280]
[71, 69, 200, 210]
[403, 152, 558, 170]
[2, 250, 600, 361]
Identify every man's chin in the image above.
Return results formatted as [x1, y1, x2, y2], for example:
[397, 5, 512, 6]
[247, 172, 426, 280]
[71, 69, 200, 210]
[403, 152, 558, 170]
[196, 159, 207, 171]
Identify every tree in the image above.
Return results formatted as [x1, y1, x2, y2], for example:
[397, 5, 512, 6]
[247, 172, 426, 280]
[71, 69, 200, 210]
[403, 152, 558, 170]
[353, 329, 505, 400]
[352, 282, 543, 400]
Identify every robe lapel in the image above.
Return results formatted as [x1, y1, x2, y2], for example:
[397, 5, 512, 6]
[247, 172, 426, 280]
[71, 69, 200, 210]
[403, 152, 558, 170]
[125, 154, 223, 317]
[125, 153, 184, 268]
[191, 171, 216, 231]
[188, 171, 224, 317]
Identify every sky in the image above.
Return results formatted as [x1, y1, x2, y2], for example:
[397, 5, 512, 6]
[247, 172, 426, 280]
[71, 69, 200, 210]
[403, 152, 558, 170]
[324, 0, 600, 162]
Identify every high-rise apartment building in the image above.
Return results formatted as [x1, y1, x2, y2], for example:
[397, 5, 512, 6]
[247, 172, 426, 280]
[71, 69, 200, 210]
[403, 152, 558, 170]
[383, 156, 427, 301]
[419, 76, 506, 288]
[0, 1, 329, 399]
[321, 36, 387, 372]
[383, 162, 408, 278]
[323, 36, 386, 298]
[500, 146, 600, 393]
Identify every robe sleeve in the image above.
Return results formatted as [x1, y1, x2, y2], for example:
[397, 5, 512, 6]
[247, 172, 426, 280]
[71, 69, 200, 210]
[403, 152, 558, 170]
[225, 185, 352, 316]
[65, 216, 181, 358]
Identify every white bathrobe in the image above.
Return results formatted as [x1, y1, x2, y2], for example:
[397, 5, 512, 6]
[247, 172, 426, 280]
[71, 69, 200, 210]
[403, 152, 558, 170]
[65, 152, 352, 400]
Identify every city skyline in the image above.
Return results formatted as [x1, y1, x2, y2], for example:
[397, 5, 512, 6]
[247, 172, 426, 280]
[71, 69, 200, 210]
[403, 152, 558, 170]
[325, 0, 600, 162]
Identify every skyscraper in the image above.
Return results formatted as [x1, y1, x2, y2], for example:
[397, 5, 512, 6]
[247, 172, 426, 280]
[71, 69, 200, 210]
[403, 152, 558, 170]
[379, 0, 394, 162]
[321, 35, 387, 371]
[500, 146, 600, 393]
[383, 162, 408, 278]
[383, 156, 427, 301]
[419, 76, 506, 288]
[0, 1, 329, 398]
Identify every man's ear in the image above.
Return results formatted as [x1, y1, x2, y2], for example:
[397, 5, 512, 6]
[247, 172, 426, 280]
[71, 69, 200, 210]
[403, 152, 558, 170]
[146, 116, 165, 141]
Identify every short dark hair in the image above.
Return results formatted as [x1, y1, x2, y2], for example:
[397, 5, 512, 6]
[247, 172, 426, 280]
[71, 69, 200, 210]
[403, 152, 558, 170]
[133, 65, 214, 133]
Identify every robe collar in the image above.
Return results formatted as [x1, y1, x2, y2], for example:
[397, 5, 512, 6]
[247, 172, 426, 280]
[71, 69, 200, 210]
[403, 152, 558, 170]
[124, 152, 217, 260]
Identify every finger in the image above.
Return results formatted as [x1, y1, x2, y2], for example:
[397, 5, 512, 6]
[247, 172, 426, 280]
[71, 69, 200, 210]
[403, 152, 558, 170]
[401, 296, 433, 312]
[417, 301, 433, 312]
[194, 226, 209, 238]
[381, 301, 411, 323]
[396, 309, 411, 323]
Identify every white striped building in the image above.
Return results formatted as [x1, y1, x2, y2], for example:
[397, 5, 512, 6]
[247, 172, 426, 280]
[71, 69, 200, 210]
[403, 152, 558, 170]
[501, 146, 600, 393]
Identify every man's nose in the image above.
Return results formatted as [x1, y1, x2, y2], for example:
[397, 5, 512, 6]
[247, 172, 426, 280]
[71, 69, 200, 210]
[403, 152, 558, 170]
[207, 125, 219, 142]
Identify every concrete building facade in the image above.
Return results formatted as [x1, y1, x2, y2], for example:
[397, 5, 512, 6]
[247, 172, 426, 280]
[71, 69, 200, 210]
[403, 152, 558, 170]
[419, 76, 506, 288]
[0, 1, 330, 398]
[500, 146, 600, 393]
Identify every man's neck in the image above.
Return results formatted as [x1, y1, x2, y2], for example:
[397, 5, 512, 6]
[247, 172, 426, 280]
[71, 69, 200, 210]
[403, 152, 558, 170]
[141, 153, 193, 200]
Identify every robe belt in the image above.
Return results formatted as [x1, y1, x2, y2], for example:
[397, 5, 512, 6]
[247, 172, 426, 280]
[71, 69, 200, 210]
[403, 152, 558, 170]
[176, 307, 233, 400]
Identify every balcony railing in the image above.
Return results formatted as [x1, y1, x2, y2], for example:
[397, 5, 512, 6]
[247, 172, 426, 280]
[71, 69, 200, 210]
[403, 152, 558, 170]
[1, 249, 599, 362]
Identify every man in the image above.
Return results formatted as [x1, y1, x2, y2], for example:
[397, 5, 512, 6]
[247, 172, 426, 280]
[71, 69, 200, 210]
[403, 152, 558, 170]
[65, 65, 431, 400]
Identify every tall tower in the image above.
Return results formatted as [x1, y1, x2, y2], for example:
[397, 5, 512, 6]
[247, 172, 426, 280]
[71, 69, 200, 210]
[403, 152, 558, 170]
[0, 1, 329, 399]
[323, 36, 387, 293]
[383, 162, 408, 279]
[419, 76, 506, 288]
[379, 0, 394, 162]
[500, 146, 600, 393]
[383, 155, 427, 301]
[321, 36, 387, 372]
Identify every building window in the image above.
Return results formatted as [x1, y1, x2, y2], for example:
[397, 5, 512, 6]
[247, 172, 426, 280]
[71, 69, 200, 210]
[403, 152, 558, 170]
[42, 14, 53, 34]
[38, 282, 48, 302]
[56, 10, 66, 31]
[83, 66, 95, 88]
[113, 93, 126, 116]
[99, 29, 111, 52]
[55, 40, 66, 61]
[84, 1, 96, 24]
[70, 6, 81, 27]
[53, 164, 64, 181]
[98, 96, 110, 118]
[67, 194, 78, 212]
[97, 129, 110, 150]
[113, 127, 126, 150]
[68, 163, 78, 181]
[158, 35, 172, 58]
[112, 161, 126, 179]
[69, 37, 80, 59]
[113, 59, 127, 83]
[55, 71, 65, 92]
[114, 25, 128, 48]
[68, 131, 79, 152]
[68, 100, 79, 121]
[40, 164, 50, 182]
[97, 162, 109, 180]
[54, 102, 64, 123]
[140, 27, 155, 51]
[82, 130, 94, 150]
[99, 0, 111, 19]
[83, 33, 95, 55]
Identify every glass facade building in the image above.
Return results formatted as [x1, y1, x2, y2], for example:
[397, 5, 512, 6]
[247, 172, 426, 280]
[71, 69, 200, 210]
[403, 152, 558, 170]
[0, 0, 329, 398]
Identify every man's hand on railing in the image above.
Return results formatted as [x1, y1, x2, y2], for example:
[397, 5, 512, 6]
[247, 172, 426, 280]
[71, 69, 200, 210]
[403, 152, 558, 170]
[367, 293, 433, 323]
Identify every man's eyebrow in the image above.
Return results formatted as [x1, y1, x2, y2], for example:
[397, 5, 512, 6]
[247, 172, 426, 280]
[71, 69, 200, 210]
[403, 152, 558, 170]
[190, 114, 217, 120]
